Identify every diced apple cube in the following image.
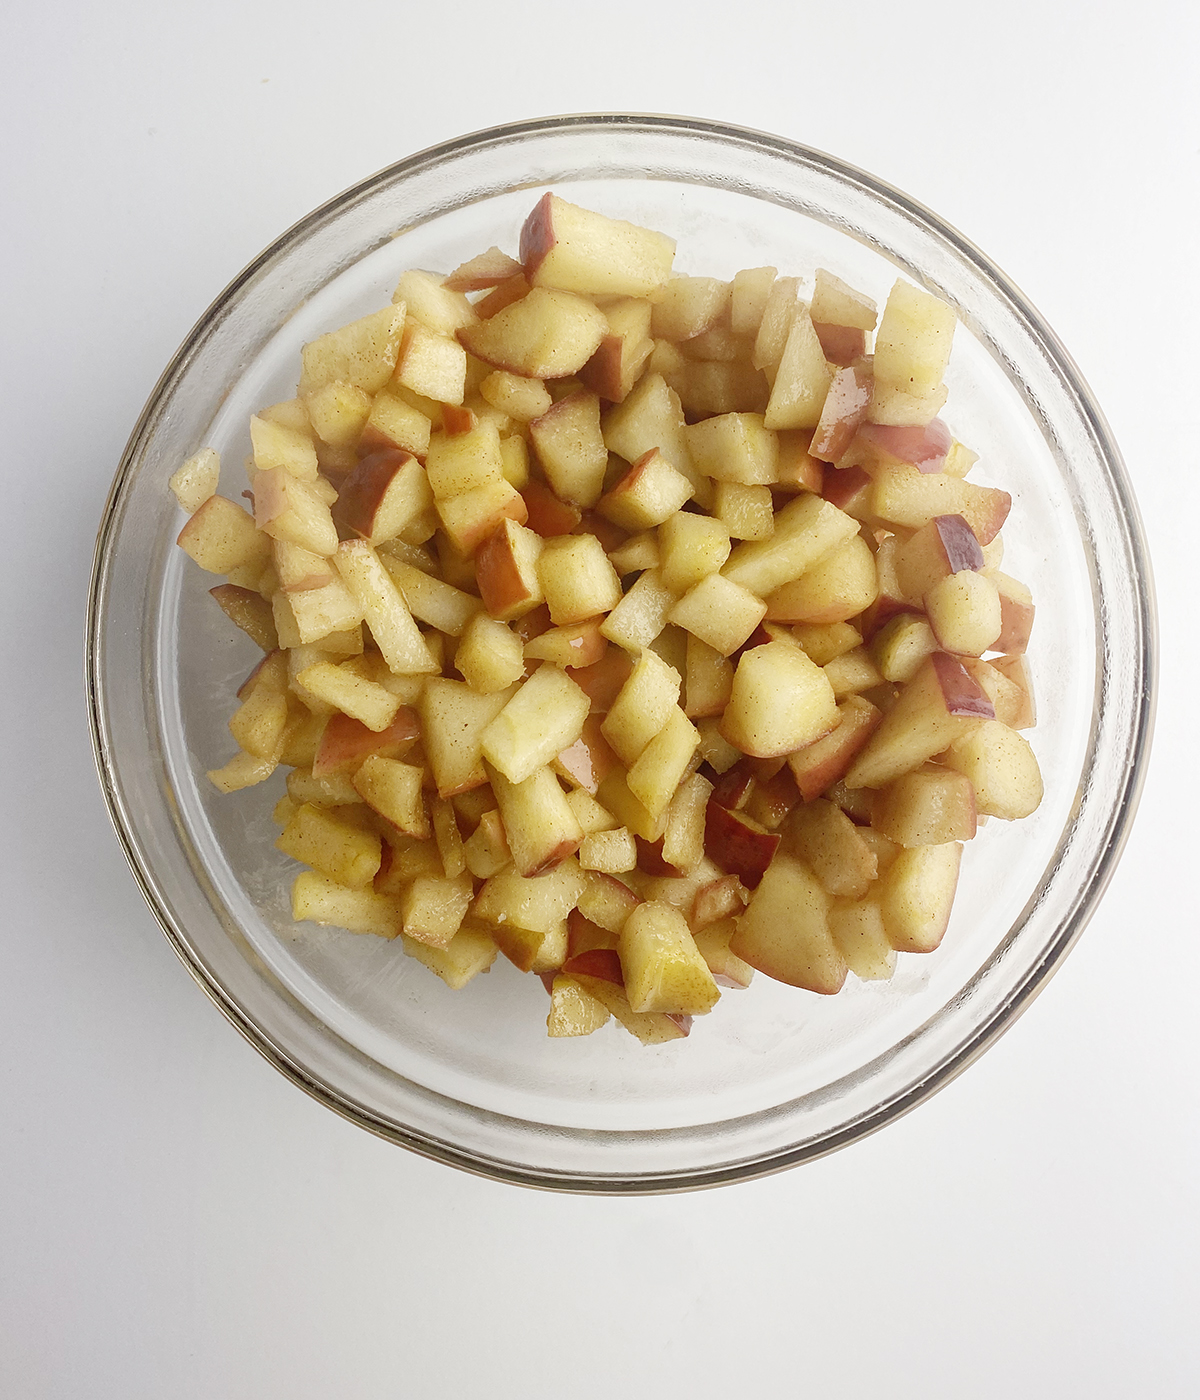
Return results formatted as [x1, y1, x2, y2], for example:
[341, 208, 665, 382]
[828, 897, 895, 981]
[537, 533, 623, 626]
[668, 572, 767, 657]
[942, 719, 1043, 820]
[276, 802, 381, 889]
[475, 518, 545, 621]
[489, 764, 584, 876]
[873, 279, 956, 395]
[600, 649, 682, 765]
[529, 391, 608, 507]
[764, 307, 834, 430]
[721, 492, 859, 597]
[299, 304, 406, 397]
[170, 447, 221, 512]
[721, 639, 838, 759]
[333, 541, 439, 675]
[481, 665, 591, 783]
[598, 567, 676, 651]
[925, 569, 1002, 656]
[520, 193, 675, 298]
[178, 494, 271, 575]
[457, 287, 608, 380]
[419, 678, 517, 797]
[729, 852, 846, 993]
[401, 925, 498, 989]
[546, 976, 611, 1037]
[597, 448, 694, 531]
[878, 842, 962, 952]
[619, 901, 720, 1015]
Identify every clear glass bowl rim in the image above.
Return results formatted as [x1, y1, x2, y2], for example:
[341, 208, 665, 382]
[86, 113, 1157, 1193]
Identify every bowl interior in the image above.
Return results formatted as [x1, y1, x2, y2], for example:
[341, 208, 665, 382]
[92, 118, 1152, 1189]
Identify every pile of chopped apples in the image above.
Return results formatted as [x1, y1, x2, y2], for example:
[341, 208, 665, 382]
[171, 193, 1042, 1046]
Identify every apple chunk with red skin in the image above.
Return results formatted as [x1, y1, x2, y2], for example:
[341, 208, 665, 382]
[810, 364, 873, 463]
[312, 707, 420, 777]
[332, 449, 432, 546]
[729, 852, 847, 994]
[850, 419, 952, 473]
[704, 801, 780, 889]
[520, 193, 676, 299]
[846, 652, 995, 789]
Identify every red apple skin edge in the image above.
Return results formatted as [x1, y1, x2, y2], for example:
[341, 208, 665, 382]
[930, 651, 996, 718]
[703, 801, 780, 889]
[518, 193, 555, 277]
[934, 513, 984, 572]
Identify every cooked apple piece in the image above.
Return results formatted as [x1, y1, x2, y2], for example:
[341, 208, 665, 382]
[386, 269, 473, 336]
[828, 897, 895, 980]
[299, 381, 370, 450]
[600, 649, 682, 766]
[596, 567, 673, 652]
[683, 633, 735, 718]
[578, 296, 654, 403]
[729, 852, 846, 993]
[869, 465, 1011, 547]
[784, 695, 876, 801]
[658, 770, 712, 874]
[744, 764, 800, 831]
[283, 577, 365, 646]
[478, 369, 553, 423]
[960, 657, 1027, 730]
[177, 494, 271, 575]
[527, 391, 607, 506]
[424, 421, 504, 501]
[873, 279, 956, 397]
[358, 389, 433, 458]
[522, 619, 605, 670]
[520, 193, 675, 298]
[253, 467, 339, 557]
[655, 514, 728, 597]
[618, 901, 720, 1015]
[471, 860, 586, 962]
[536, 534, 622, 626]
[389, 320, 466, 406]
[725, 265, 775, 337]
[273, 538, 335, 592]
[989, 654, 1037, 729]
[396, 923, 496, 989]
[845, 652, 993, 789]
[439, 247, 523, 294]
[546, 975, 611, 1037]
[711, 482, 771, 540]
[332, 541, 438, 676]
[650, 275, 730, 341]
[295, 658, 402, 731]
[462, 808, 511, 879]
[664, 572, 765, 659]
[925, 569, 1002, 657]
[547, 709, 614, 791]
[457, 287, 608, 379]
[520, 478, 581, 538]
[720, 492, 858, 598]
[873, 766, 977, 846]
[169, 446, 221, 513]
[942, 719, 1043, 819]
[690, 873, 748, 931]
[452, 612, 524, 695]
[312, 708, 420, 778]
[475, 518, 544, 621]
[764, 306, 834, 430]
[991, 571, 1036, 654]
[228, 665, 290, 762]
[596, 449, 693, 532]
[823, 645, 884, 699]
[751, 275, 800, 371]
[209, 584, 278, 650]
[563, 969, 690, 1045]
[398, 873, 473, 950]
[299, 304, 406, 397]
[878, 841, 962, 952]
[810, 269, 878, 332]
[419, 678, 516, 797]
[286, 766, 360, 809]
[481, 665, 590, 784]
[563, 784, 618, 835]
[291, 871, 403, 939]
[489, 764, 584, 876]
[578, 827, 637, 874]
[869, 613, 939, 685]
[592, 768, 665, 842]
[866, 380, 949, 428]
[436, 475, 528, 554]
[894, 514, 983, 600]
[809, 364, 874, 464]
[601, 372, 706, 505]
[682, 412, 775, 486]
[703, 801, 780, 889]
[380, 558, 479, 639]
[575, 872, 640, 936]
[763, 534, 877, 626]
[720, 639, 838, 759]
[624, 707, 701, 821]
[276, 802, 381, 889]
[352, 755, 430, 838]
[688, 917, 753, 989]
[848, 419, 953, 475]
[785, 798, 877, 899]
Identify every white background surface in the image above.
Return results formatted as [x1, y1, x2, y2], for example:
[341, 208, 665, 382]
[3, 2, 1197, 1395]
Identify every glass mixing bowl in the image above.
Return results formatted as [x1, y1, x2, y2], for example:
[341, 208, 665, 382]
[87, 115, 1155, 1192]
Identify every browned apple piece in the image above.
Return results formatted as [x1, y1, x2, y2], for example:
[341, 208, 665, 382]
[812, 323, 867, 365]
[703, 801, 780, 889]
[311, 708, 420, 778]
[810, 364, 874, 463]
[709, 760, 754, 811]
[332, 449, 433, 546]
[849, 419, 952, 473]
[209, 584, 278, 651]
[991, 571, 1036, 654]
[520, 478, 582, 537]
[878, 842, 963, 952]
[872, 766, 977, 846]
[475, 518, 544, 621]
[570, 647, 634, 714]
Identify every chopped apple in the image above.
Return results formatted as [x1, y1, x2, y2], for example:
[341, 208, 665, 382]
[721, 639, 838, 758]
[333, 541, 439, 676]
[764, 534, 877, 625]
[942, 720, 1044, 820]
[619, 901, 720, 1015]
[489, 763, 584, 876]
[276, 802, 381, 890]
[400, 925, 498, 989]
[991, 571, 1036, 654]
[828, 897, 895, 980]
[537, 533, 622, 626]
[810, 364, 874, 463]
[418, 678, 516, 797]
[475, 518, 545, 620]
[600, 649, 682, 765]
[546, 976, 611, 1037]
[684, 412, 778, 485]
[178, 494, 272, 574]
[703, 801, 780, 889]
[209, 584, 278, 651]
[520, 193, 675, 298]
[458, 287, 608, 379]
[597, 448, 694, 531]
[299, 304, 406, 397]
[721, 492, 859, 597]
[529, 391, 608, 506]
[170, 447, 221, 512]
[730, 852, 846, 993]
[785, 798, 878, 899]
[878, 842, 962, 952]
[873, 766, 977, 846]
[480, 665, 591, 783]
[873, 279, 956, 395]
[764, 306, 834, 430]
